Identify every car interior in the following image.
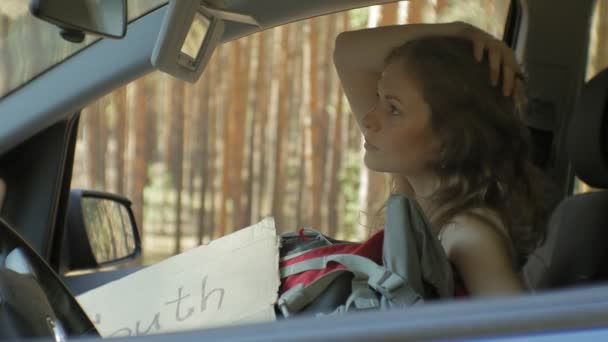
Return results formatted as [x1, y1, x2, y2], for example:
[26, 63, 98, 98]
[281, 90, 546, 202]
[522, 67, 608, 290]
[0, 0, 607, 341]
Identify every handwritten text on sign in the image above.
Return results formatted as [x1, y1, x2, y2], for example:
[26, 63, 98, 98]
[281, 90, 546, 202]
[77, 218, 280, 337]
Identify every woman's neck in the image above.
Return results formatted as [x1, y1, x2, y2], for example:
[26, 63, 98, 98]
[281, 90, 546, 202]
[405, 172, 441, 221]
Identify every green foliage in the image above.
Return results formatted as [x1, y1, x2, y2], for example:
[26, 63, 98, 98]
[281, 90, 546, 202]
[338, 148, 362, 239]
[143, 162, 174, 228]
[348, 8, 369, 29]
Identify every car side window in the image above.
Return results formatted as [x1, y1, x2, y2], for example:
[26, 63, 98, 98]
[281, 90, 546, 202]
[573, 0, 608, 194]
[71, 0, 513, 265]
[0, 178, 5, 211]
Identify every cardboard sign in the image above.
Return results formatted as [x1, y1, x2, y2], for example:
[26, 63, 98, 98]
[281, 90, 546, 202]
[76, 217, 280, 338]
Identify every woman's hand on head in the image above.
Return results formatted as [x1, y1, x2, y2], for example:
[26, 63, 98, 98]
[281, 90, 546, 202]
[450, 22, 524, 97]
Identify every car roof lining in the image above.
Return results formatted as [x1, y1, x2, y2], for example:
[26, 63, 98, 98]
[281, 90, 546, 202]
[213, 0, 395, 41]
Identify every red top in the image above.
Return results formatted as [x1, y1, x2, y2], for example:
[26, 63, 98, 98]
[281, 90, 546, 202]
[453, 268, 469, 297]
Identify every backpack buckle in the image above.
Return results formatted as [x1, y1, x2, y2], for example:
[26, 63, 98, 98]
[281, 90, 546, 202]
[369, 270, 404, 299]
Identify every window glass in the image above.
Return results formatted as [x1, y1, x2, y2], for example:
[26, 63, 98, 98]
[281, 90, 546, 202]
[574, 0, 607, 194]
[0, 0, 167, 99]
[72, 0, 513, 265]
[586, 0, 608, 81]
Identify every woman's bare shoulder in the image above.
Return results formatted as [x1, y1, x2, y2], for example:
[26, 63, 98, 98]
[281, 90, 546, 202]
[439, 208, 511, 249]
[439, 209, 524, 296]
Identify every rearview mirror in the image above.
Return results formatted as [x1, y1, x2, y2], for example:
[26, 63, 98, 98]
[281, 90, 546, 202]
[66, 190, 141, 271]
[30, 0, 127, 41]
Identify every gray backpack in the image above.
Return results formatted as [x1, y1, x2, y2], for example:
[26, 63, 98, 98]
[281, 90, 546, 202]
[277, 195, 454, 317]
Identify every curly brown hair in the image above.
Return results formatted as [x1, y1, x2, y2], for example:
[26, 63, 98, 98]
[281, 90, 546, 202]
[384, 37, 547, 265]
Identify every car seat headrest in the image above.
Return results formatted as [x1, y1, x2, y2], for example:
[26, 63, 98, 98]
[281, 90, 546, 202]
[568, 68, 608, 188]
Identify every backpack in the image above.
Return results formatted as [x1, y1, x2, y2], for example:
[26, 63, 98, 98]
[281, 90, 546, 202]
[276, 195, 454, 317]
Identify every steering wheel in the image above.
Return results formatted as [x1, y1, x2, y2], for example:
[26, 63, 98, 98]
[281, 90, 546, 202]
[0, 218, 98, 340]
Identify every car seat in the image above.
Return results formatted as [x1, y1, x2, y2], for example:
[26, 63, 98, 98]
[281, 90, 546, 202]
[522, 68, 608, 289]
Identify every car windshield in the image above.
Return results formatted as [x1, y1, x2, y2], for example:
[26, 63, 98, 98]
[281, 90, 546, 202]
[0, 0, 168, 100]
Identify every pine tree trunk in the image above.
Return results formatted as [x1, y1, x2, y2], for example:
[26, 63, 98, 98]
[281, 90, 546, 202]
[207, 49, 221, 238]
[327, 85, 345, 237]
[300, 20, 314, 227]
[309, 18, 324, 229]
[196, 65, 211, 245]
[144, 77, 158, 165]
[243, 35, 259, 227]
[296, 129, 307, 227]
[187, 83, 201, 227]
[82, 99, 108, 189]
[435, 0, 448, 15]
[231, 38, 251, 230]
[183, 83, 193, 241]
[262, 31, 281, 223]
[407, 0, 425, 24]
[113, 86, 128, 195]
[272, 26, 291, 231]
[129, 80, 149, 247]
[167, 80, 185, 254]
[97, 99, 109, 189]
[252, 32, 272, 224]
[219, 42, 238, 236]
[381, 3, 399, 24]
[286, 23, 304, 230]
[327, 12, 350, 238]
[319, 15, 340, 234]
[82, 102, 99, 189]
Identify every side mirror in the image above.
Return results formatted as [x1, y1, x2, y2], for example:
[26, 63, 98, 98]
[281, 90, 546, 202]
[30, 0, 127, 42]
[66, 189, 141, 271]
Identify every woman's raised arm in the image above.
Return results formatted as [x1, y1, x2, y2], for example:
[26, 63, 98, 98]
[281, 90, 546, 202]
[333, 23, 455, 121]
[333, 22, 523, 122]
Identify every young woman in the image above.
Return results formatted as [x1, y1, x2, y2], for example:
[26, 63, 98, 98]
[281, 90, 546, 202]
[333, 22, 546, 297]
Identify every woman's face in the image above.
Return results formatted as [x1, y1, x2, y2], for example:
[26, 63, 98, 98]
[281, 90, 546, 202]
[361, 59, 442, 176]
